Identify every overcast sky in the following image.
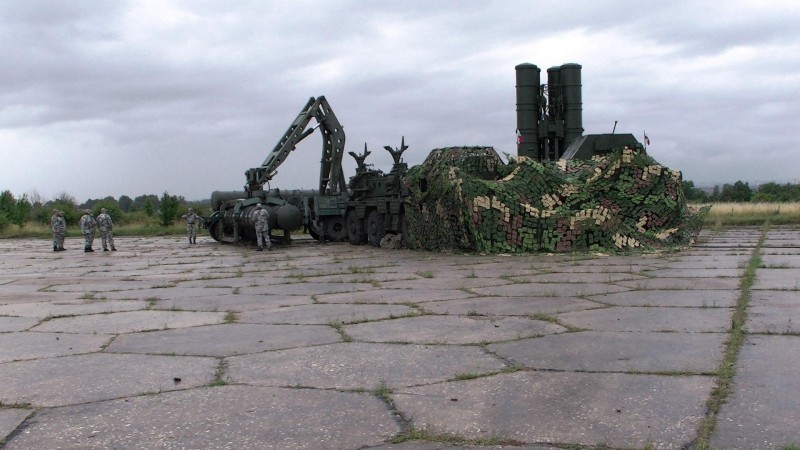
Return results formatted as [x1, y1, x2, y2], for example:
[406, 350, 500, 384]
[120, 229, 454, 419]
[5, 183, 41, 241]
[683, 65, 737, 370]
[1, 0, 799, 202]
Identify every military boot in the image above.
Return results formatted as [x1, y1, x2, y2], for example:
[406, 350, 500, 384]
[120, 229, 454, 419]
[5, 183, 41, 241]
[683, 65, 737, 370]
[53, 245, 58, 252]
[111, 246, 117, 251]
[85, 247, 94, 252]
[103, 247, 109, 251]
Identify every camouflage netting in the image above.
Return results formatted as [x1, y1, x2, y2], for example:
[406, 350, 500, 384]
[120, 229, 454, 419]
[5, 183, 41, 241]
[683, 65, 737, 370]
[402, 144, 709, 253]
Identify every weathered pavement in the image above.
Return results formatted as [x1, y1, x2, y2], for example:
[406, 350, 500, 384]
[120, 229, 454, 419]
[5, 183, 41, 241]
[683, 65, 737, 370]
[0, 227, 797, 449]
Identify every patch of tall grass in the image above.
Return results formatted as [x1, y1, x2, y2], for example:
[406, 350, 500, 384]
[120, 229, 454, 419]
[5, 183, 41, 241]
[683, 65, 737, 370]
[695, 202, 800, 227]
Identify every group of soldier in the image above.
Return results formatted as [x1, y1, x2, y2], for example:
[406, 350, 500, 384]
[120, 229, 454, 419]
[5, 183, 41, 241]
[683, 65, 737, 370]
[51, 208, 116, 253]
[50, 205, 273, 252]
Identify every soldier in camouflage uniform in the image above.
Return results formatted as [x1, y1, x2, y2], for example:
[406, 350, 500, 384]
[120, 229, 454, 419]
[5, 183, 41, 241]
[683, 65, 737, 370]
[50, 210, 62, 252]
[79, 209, 97, 252]
[54, 210, 66, 251]
[254, 203, 272, 251]
[96, 207, 117, 251]
[181, 208, 200, 244]
[50, 209, 59, 251]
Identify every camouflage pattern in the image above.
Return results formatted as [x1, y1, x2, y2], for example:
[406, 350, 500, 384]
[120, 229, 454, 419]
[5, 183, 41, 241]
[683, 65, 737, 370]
[51, 211, 59, 251]
[50, 210, 66, 251]
[254, 205, 272, 249]
[54, 211, 66, 251]
[78, 210, 97, 251]
[402, 144, 708, 254]
[96, 209, 115, 251]
[181, 209, 200, 244]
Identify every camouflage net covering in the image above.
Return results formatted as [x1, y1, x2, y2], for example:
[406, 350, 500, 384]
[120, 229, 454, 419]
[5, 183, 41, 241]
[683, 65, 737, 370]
[402, 145, 708, 253]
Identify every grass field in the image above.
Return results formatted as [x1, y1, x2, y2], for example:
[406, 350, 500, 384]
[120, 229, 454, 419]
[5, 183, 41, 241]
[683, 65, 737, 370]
[700, 202, 800, 227]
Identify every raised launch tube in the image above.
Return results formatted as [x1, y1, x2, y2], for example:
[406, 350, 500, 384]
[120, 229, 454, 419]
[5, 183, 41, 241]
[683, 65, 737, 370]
[560, 63, 583, 151]
[515, 63, 540, 159]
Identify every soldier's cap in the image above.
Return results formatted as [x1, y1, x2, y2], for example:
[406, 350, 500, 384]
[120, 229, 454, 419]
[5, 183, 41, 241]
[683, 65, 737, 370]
[85, 209, 92, 214]
[188, 208, 193, 211]
[100, 208, 107, 212]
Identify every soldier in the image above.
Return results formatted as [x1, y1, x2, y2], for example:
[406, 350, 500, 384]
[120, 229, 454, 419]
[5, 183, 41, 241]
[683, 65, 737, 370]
[181, 208, 200, 244]
[254, 203, 272, 251]
[54, 210, 66, 251]
[96, 207, 117, 251]
[78, 209, 97, 252]
[50, 209, 60, 252]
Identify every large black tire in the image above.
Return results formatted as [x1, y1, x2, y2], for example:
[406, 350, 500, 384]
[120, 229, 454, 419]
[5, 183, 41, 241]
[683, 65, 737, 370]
[308, 222, 322, 241]
[366, 210, 385, 247]
[209, 221, 221, 242]
[347, 210, 367, 245]
[325, 216, 348, 242]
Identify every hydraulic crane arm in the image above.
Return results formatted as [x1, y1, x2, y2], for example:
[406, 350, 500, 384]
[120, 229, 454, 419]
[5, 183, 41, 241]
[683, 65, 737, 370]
[244, 96, 347, 195]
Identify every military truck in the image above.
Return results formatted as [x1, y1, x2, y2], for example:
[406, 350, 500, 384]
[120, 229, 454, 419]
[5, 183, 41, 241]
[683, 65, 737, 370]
[203, 96, 347, 245]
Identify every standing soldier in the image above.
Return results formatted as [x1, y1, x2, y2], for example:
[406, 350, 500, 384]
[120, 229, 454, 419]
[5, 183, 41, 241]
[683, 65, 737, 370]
[54, 210, 66, 251]
[254, 203, 272, 251]
[79, 209, 97, 252]
[50, 209, 60, 252]
[96, 207, 117, 251]
[181, 208, 200, 244]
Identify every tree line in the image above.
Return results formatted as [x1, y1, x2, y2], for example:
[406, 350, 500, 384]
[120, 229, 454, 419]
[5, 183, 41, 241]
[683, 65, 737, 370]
[3, 180, 798, 231]
[0, 190, 209, 231]
[683, 181, 800, 203]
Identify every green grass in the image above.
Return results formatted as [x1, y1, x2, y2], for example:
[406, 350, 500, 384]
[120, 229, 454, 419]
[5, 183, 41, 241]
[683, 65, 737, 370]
[328, 320, 352, 342]
[691, 222, 768, 449]
[223, 311, 238, 324]
[391, 425, 523, 446]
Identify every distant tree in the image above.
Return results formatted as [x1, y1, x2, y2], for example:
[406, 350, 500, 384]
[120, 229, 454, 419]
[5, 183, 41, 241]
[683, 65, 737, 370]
[752, 182, 800, 202]
[48, 192, 79, 225]
[719, 181, 752, 202]
[144, 199, 154, 217]
[118, 195, 133, 212]
[752, 182, 781, 202]
[0, 190, 15, 218]
[159, 191, 180, 226]
[682, 180, 708, 202]
[12, 195, 32, 227]
[711, 185, 720, 201]
[134, 194, 160, 212]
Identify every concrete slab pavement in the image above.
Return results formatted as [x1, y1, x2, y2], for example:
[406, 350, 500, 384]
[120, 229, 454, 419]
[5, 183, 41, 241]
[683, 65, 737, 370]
[0, 227, 798, 448]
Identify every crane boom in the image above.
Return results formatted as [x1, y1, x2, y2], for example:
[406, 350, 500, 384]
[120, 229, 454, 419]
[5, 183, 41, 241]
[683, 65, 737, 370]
[244, 96, 347, 195]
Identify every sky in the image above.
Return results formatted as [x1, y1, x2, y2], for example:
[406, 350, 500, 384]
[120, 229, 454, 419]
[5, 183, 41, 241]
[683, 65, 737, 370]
[1, 0, 799, 203]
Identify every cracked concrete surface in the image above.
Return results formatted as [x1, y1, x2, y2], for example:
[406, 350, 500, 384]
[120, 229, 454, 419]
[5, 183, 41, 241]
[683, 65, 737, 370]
[1, 227, 798, 449]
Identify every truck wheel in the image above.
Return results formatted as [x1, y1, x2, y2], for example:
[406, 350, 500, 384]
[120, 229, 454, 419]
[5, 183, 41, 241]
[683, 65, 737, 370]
[308, 222, 322, 241]
[366, 210, 385, 247]
[347, 210, 367, 245]
[325, 217, 348, 242]
[209, 221, 221, 242]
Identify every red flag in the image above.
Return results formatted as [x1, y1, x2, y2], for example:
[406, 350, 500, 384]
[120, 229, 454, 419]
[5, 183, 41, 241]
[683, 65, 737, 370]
[516, 129, 523, 144]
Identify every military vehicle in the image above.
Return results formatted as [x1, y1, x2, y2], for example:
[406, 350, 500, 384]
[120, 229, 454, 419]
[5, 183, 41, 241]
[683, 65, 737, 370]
[299, 140, 412, 247]
[203, 96, 346, 245]
[328, 138, 410, 246]
[206, 62, 656, 250]
[514, 62, 639, 161]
